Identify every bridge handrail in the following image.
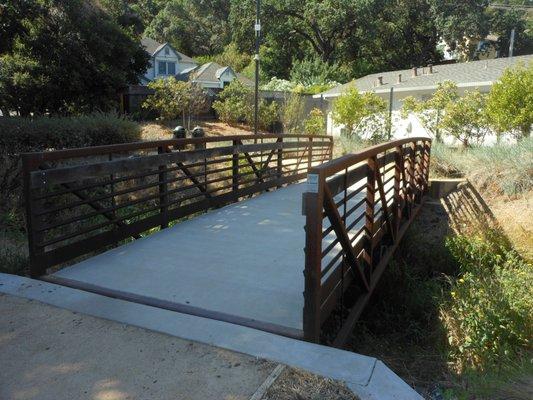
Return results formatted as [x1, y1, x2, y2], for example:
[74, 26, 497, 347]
[22, 134, 333, 277]
[302, 137, 432, 344]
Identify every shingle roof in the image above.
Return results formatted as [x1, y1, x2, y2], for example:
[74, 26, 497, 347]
[317, 54, 533, 98]
[140, 37, 196, 64]
[192, 62, 254, 86]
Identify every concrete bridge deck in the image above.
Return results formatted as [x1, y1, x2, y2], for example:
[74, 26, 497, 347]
[51, 182, 369, 338]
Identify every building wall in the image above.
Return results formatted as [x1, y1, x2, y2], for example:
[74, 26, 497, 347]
[144, 45, 197, 82]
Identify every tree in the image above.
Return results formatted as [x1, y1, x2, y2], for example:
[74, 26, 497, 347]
[485, 62, 533, 139]
[332, 88, 387, 139]
[145, 0, 231, 57]
[0, 0, 149, 116]
[401, 81, 459, 141]
[142, 78, 208, 126]
[440, 90, 489, 147]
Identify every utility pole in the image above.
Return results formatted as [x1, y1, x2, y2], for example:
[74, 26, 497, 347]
[388, 87, 394, 140]
[254, 0, 261, 135]
[509, 28, 515, 58]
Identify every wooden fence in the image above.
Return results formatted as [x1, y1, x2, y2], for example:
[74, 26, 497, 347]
[23, 134, 333, 277]
[302, 137, 431, 344]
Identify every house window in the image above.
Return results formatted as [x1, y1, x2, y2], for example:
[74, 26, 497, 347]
[158, 61, 166, 75]
[164, 47, 170, 55]
[167, 62, 176, 75]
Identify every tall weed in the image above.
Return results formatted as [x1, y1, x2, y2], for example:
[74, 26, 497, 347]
[442, 232, 532, 371]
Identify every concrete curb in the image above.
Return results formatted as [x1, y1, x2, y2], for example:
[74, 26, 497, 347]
[0, 273, 422, 400]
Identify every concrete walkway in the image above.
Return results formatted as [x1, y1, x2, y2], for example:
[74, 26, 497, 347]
[0, 294, 275, 400]
[51, 182, 374, 337]
[0, 274, 422, 399]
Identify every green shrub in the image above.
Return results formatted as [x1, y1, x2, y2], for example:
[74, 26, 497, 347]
[442, 233, 533, 370]
[304, 108, 326, 135]
[0, 113, 140, 214]
[213, 81, 253, 125]
[257, 101, 280, 131]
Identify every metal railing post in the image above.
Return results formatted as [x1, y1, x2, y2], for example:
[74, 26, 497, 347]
[303, 169, 324, 342]
[22, 154, 46, 277]
[363, 156, 376, 284]
[158, 145, 169, 229]
[232, 139, 239, 192]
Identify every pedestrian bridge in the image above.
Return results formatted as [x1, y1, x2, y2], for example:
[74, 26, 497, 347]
[23, 134, 431, 345]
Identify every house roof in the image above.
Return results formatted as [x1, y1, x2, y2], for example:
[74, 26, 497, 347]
[316, 54, 533, 98]
[141, 37, 196, 64]
[191, 62, 254, 86]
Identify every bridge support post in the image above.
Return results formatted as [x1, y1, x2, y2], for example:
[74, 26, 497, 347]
[303, 170, 324, 343]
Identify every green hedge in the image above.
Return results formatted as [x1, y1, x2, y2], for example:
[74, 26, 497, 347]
[0, 113, 140, 154]
[0, 113, 141, 214]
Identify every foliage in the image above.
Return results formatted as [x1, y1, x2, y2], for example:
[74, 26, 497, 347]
[0, 113, 140, 212]
[442, 232, 532, 370]
[401, 81, 459, 141]
[212, 80, 278, 131]
[304, 108, 326, 135]
[195, 43, 251, 73]
[261, 77, 336, 95]
[212, 80, 253, 125]
[289, 57, 344, 86]
[430, 138, 533, 196]
[144, 0, 231, 56]
[143, 78, 208, 125]
[281, 93, 305, 134]
[0, 0, 149, 116]
[261, 78, 298, 92]
[257, 101, 280, 131]
[332, 88, 387, 140]
[440, 90, 489, 147]
[485, 62, 533, 139]
[430, 1, 533, 60]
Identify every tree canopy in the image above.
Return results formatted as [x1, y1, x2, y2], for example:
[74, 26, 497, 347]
[0, 0, 149, 116]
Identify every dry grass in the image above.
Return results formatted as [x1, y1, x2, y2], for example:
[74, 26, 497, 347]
[264, 368, 358, 400]
[488, 191, 533, 261]
[140, 121, 261, 142]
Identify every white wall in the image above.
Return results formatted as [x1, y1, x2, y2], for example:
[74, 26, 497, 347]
[144, 45, 197, 82]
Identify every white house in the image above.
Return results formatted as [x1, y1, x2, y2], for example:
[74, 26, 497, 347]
[316, 54, 533, 143]
[140, 37, 198, 84]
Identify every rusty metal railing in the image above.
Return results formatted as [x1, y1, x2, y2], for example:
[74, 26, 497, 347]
[302, 137, 431, 344]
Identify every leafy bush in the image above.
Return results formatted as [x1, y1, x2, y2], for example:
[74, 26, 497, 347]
[485, 61, 533, 139]
[332, 87, 387, 140]
[440, 90, 489, 147]
[213, 80, 253, 125]
[0, 113, 140, 213]
[442, 233, 532, 370]
[143, 78, 208, 122]
[401, 81, 459, 141]
[304, 108, 326, 135]
[257, 101, 280, 131]
[213, 81, 279, 131]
